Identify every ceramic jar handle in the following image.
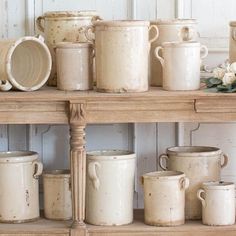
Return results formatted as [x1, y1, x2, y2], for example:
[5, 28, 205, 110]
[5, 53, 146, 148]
[0, 80, 12, 91]
[33, 161, 43, 179]
[197, 189, 206, 208]
[149, 25, 159, 44]
[155, 46, 164, 67]
[200, 45, 208, 59]
[232, 28, 236, 41]
[91, 15, 103, 22]
[158, 153, 169, 170]
[36, 16, 45, 32]
[221, 154, 228, 168]
[85, 25, 95, 44]
[180, 26, 196, 41]
[88, 161, 101, 190]
[180, 177, 190, 190]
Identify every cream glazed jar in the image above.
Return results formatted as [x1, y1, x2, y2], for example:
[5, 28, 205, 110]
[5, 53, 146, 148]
[85, 20, 158, 93]
[150, 19, 198, 86]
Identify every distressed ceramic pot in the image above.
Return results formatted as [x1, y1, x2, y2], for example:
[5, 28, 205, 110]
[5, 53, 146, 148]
[85, 20, 158, 93]
[43, 170, 72, 220]
[86, 150, 135, 226]
[150, 19, 198, 86]
[36, 11, 101, 86]
[155, 41, 208, 91]
[0, 151, 43, 223]
[159, 146, 228, 220]
[197, 181, 235, 226]
[0, 36, 51, 91]
[56, 42, 93, 91]
[142, 171, 189, 226]
[229, 21, 236, 63]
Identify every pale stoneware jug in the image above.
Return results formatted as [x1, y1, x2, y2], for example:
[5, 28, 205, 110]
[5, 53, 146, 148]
[0, 35, 51, 91]
[229, 21, 236, 63]
[43, 170, 72, 220]
[56, 42, 93, 91]
[85, 20, 158, 93]
[142, 171, 189, 226]
[36, 11, 101, 86]
[150, 19, 198, 86]
[86, 150, 135, 226]
[0, 151, 43, 223]
[159, 146, 228, 220]
[197, 181, 235, 226]
[155, 41, 208, 91]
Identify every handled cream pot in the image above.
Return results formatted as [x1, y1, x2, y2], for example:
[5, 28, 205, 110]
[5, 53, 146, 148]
[229, 21, 236, 63]
[159, 146, 228, 220]
[0, 151, 43, 223]
[150, 19, 198, 86]
[142, 171, 189, 226]
[197, 181, 235, 226]
[155, 41, 208, 91]
[86, 150, 135, 226]
[85, 20, 158, 92]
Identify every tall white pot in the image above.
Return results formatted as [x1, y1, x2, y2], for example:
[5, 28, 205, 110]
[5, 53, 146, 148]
[0, 151, 43, 223]
[159, 146, 228, 220]
[86, 150, 135, 226]
[85, 20, 158, 92]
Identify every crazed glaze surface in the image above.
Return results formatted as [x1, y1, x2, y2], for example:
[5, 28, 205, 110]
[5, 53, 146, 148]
[142, 171, 189, 226]
[155, 41, 208, 91]
[0, 151, 42, 223]
[197, 181, 235, 226]
[150, 19, 198, 86]
[159, 146, 228, 220]
[86, 150, 135, 226]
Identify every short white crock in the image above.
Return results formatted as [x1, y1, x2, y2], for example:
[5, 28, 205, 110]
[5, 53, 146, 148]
[197, 181, 235, 226]
[0, 151, 43, 223]
[142, 171, 189, 226]
[56, 42, 93, 91]
[43, 170, 72, 220]
[85, 20, 159, 93]
[159, 146, 228, 220]
[155, 41, 208, 91]
[150, 19, 198, 86]
[86, 150, 135, 226]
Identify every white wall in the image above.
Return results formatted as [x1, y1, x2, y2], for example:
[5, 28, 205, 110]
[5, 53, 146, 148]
[0, 0, 235, 208]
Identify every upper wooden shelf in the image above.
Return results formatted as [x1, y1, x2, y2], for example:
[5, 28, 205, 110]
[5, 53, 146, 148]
[0, 86, 236, 124]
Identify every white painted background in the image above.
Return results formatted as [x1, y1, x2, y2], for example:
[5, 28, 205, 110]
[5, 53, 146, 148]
[0, 0, 235, 208]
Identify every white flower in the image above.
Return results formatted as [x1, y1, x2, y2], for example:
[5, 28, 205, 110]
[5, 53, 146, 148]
[222, 72, 236, 85]
[213, 67, 226, 80]
[229, 62, 236, 74]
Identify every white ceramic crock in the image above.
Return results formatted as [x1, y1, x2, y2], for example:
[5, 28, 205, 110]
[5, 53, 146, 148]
[159, 146, 228, 220]
[0, 151, 43, 223]
[155, 41, 208, 91]
[229, 21, 236, 63]
[150, 19, 198, 86]
[197, 181, 235, 226]
[0, 36, 51, 91]
[36, 11, 101, 86]
[56, 42, 93, 91]
[85, 20, 158, 93]
[142, 171, 189, 226]
[43, 170, 72, 220]
[86, 150, 135, 226]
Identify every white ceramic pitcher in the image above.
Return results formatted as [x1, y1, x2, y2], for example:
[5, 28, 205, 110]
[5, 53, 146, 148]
[86, 150, 135, 226]
[155, 41, 208, 91]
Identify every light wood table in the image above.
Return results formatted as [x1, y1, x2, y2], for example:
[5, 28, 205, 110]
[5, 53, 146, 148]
[0, 87, 235, 236]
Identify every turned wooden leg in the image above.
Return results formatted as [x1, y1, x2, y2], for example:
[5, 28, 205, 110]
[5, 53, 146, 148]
[70, 124, 86, 229]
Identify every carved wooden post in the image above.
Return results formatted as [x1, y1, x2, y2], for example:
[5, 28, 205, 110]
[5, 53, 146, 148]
[69, 103, 87, 234]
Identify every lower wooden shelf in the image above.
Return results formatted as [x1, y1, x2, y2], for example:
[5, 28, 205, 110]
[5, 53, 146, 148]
[1, 210, 236, 236]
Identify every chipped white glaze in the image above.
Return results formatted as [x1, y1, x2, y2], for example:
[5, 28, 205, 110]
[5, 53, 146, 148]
[142, 171, 189, 226]
[197, 181, 235, 226]
[159, 146, 228, 220]
[86, 150, 135, 226]
[0, 151, 42, 223]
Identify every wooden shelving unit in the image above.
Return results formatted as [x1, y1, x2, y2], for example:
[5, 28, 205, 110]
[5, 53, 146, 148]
[1, 86, 236, 236]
